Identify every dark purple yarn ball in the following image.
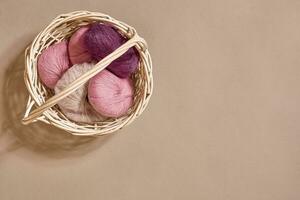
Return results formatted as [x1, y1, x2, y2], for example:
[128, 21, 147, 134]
[85, 23, 139, 78]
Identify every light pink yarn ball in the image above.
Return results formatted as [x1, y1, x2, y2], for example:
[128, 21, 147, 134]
[88, 70, 134, 118]
[37, 41, 70, 89]
[68, 26, 92, 64]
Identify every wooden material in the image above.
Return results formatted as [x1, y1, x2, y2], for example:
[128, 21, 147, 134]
[22, 11, 153, 136]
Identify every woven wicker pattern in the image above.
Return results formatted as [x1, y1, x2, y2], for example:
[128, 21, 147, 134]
[22, 11, 153, 136]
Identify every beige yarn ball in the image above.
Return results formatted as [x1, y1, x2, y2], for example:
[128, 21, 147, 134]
[55, 63, 105, 123]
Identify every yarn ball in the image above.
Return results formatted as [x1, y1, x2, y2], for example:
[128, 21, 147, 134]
[38, 41, 70, 88]
[68, 26, 93, 64]
[55, 63, 105, 123]
[88, 69, 134, 118]
[85, 23, 139, 78]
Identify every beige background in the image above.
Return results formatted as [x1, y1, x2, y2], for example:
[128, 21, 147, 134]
[0, 0, 300, 199]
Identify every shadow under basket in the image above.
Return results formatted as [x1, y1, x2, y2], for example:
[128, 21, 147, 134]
[22, 11, 153, 136]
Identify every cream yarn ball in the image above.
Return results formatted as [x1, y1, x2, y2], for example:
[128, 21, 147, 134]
[55, 63, 105, 123]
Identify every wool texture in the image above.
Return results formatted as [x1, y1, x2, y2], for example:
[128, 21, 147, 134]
[88, 69, 134, 118]
[55, 63, 105, 123]
[68, 26, 93, 64]
[85, 23, 139, 78]
[38, 41, 70, 88]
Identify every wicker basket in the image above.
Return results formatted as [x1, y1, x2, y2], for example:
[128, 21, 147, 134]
[22, 11, 153, 136]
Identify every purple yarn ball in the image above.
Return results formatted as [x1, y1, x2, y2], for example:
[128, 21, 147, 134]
[85, 23, 139, 78]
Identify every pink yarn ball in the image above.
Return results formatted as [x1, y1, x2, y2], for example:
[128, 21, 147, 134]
[88, 70, 134, 118]
[38, 41, 70, 89]
[68, 26, 93, 64]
